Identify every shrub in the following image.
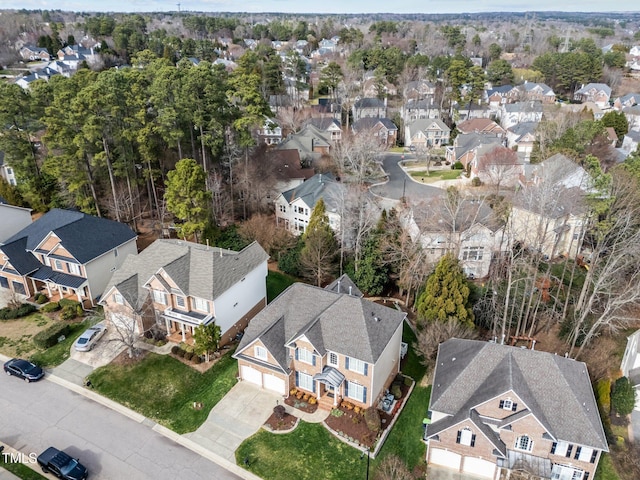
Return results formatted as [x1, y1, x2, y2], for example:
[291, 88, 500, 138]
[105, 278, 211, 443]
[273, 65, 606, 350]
[471, 177, 483, 187]
[171, 345, 180, 355]
[192, 355, 202, 364]
[0, 303, 37, 320]
[391, 384, 402, 399]
[611, 376, 636, 416]
[274, 405, 286, 420]
[309, 396, 317, 405]
[184, 351, 194, 361]
[35, 293, 48, 304]
[76, 305, 84, 317]
[330, 408, 344, 417]
[403, 376, 413, 387]
[33, 323, 71, 349]
[364, 407, 381, 433]
[58, 298, 80, 309]
[596, 378, 611, 414]
[156, 339, 167, 347]
[41, 302, 61, 313]
[60, 305, 78, 320]
[290, 388, 298, 396]
[176, 348, 186, 357]
[453, 161, 464, 170]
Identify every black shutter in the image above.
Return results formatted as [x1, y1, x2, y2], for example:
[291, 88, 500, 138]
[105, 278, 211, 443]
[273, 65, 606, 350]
[470, 434, 476, 447]
[590, 450, 598, 463]
[566, 445, 573, 458]
[456, 431, 461, 444]
[512, 403, 518, 412]
[550, 442, 557, 454]
[574, 446, 582, 460]
[499, 400, 505, 409]
[584, 473, 590, 480]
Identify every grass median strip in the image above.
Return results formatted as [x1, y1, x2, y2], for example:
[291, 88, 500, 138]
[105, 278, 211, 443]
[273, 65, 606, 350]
[87, 350, 238, 433]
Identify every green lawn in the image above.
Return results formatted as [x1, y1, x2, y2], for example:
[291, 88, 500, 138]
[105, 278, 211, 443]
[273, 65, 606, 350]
[29, 322, 86, 367]
[0, 456, 47, 480]
[236, 323, 430, 477]
[410, 169, 462, 183]
[87, 350, 238, 433]
[266, 270, 297, 303]
[595, 453, 620, 480]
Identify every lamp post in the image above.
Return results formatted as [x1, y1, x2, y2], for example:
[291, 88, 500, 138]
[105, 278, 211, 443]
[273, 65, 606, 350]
[360, 448, 370, 480]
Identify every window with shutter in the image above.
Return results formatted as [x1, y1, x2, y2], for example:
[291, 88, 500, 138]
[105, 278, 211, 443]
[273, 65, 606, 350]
[456, 431, 462, 444]
[590, 450, 597, 464]
[470, 434, 476, 447]
[574, 446, 582, 460]
[499, 400, 505, 408]
[566, 445, 573, 458]
[551, 442, 557, 454]
[511, 403, 518, 412]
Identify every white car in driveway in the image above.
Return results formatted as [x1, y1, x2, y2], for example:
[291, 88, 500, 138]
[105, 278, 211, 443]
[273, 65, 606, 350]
[73, 322, 107, 352]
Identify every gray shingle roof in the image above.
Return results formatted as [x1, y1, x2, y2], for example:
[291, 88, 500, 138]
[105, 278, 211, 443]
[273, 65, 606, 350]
[235, 281, 406, 370]
[408, 118, 449, 133]
[353, 117, 397, 132]
[325, 274, 363, 297]
[429, 339, 608, 451]
[354, 97, 385, 109]
[102, 239, 268, 308]
[4, 208, 136, 265]
[281, 172, 345, 213]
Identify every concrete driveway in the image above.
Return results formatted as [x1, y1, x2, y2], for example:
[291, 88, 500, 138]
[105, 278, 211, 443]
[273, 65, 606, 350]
[185, 381, 282, 463]
[69, 328, 126, 368]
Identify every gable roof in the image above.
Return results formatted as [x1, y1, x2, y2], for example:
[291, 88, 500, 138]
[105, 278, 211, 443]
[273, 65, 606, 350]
[325, 274, 363, 297]
[102, 239, 268, 307]
[457, 118, 504, 135]
[267, 149, 314, 182]
[308, 117, 341, 131]
[354, 97, 386, 109]
[5, 208, 136, 264]
[280, 172, 344, 212]
[430, 339, 608, 450]
[235, 281, 406, 370]
[575, 83, 612, 97]
[409, 118, 449, 133]
[353, 117, 397, 132]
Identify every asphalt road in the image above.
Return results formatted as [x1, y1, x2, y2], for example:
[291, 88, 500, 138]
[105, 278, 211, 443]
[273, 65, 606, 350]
[369, 153, 442, 203]
[0, 372, 242, 480]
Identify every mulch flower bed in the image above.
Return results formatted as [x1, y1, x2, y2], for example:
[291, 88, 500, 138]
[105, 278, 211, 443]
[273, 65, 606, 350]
[284, 392, 319, 414]
[264, 411, 298, 431]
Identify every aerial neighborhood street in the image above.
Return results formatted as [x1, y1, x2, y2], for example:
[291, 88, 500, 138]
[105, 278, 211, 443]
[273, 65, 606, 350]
[2, 4, 640, 480]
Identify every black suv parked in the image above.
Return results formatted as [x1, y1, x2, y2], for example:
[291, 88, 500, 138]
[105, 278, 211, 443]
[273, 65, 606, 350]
[37, 447, 88, 480]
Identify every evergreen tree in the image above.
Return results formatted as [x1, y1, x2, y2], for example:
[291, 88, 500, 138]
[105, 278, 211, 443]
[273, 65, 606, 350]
[300, 198, 338, 286]
[354, 222, 389, 296]
[165, 158, 211, 242]
[416, 254, 474, 327]
[193, 323, 221, 363]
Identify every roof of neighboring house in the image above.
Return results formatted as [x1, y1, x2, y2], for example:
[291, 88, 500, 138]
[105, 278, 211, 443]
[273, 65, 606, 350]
[455, 132, 503, 151]
[429, 339, 608, 451]
[234, 280, 406, 370]
[352, 117, 397, 132]
[0, 237, 42, 275]
[354, 97, 386, 109]
[4, 208, 137, 264]
[575, 83, 612, 97]
[308, 117, 341, 131]
[486, 84, 514, 96]
[411, 196, 504, 234]
[457, 118, 505, 135]
[507, 121, 539, 139]
[622, 105, 640, 115]
[616, 93, 640, 105]
[403, 99, 438, 110]
[520, 82, 554, 95]
[409, 118, 450, 133]
[502, 101, 544, 113]
[102, 239, 268, 308]
[280, 172, 344, 213]
[267, 149, 315, 182]
[278, 124, 332, 156]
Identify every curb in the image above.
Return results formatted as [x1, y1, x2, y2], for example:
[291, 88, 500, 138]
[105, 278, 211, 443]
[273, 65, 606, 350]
[0, 441, 56, 480]
[0, 353, 260, 480]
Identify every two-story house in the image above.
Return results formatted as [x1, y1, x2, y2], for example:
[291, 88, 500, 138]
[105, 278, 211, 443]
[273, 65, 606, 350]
[445, 133, 503, 168]
[352, 98, 387, 121]
[255, 117, 283, 146]
[0, 199, 31, 244]
[403, 80, 436, 102]
[425, 339, 608, 480]
[401, 99, 441, 124]
[100, 239, 269, 345]
[308, 117, 342, 142]
[516, 82, 556, 104]
[0, 152, 17, 186]
[278, 124, 333, 166]
[405, 119, 451, 148]
[499, 101, 544, 129]
[233, 279, 407, 407]
[0, 209, 137, 307]
[573, 83, 612, 109]
[352, 117, 398, 146]
[268, 149, 315, 195]
[19, 45, 50, 61]
[457, 119, 506, 138]
[274, 172, 344, 235]
[506, 122, 539, 162]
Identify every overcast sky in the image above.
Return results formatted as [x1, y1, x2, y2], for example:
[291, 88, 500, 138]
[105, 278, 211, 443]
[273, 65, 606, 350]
[1, 1, 639, 14]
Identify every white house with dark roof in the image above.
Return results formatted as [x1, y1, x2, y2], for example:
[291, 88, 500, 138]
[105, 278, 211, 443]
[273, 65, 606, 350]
[100, 239, 269, 346]
[0, 152, 17, 186]
[352, 97, 387, 121]
[274, 172, 344, 235]
[424, 339, 608, 480]
[506, 121, 539, 162]
[405, 118, 451, 148]
[0, 209, 137, 307]
[499, 101, 544, 129]
[233, 280, 406, 406]
[401, 99, 441, 124]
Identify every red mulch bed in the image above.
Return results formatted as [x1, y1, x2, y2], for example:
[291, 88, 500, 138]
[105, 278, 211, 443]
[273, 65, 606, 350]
[324, 382, 410, 448]
[264, 411, 298, 431]
[284, 394, 319, 414]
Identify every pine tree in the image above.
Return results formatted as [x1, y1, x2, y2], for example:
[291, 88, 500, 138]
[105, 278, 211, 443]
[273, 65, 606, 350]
[416, 254, 474, 327]
[300, 198, 338, 286]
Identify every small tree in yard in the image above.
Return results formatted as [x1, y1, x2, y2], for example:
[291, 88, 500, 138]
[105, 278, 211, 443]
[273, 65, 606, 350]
[374, 455, 413, 480]
[416, 319, 478, 369]
[611, 377, 636, 416]
[193, 323, 221, 362]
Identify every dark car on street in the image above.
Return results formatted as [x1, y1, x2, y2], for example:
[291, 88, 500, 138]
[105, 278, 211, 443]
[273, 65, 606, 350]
[3, 358, 44, 382]
[37, 447, 88, 480]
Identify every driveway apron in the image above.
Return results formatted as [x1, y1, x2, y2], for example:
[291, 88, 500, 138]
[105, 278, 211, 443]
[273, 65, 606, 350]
[185, 381, 281, 463]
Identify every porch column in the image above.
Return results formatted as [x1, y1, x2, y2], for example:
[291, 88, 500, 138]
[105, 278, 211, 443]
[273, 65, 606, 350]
[75, 288, 82, 303]
[180, 322, 186, 342]
[46, 283, 52, 297]
[164, 317, 170, 335]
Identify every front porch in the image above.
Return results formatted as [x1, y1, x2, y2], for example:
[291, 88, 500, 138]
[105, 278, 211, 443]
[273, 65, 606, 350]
[162, 307, 212, 345]
[28, 284, 93, 310]
[28, 267, 93, 309]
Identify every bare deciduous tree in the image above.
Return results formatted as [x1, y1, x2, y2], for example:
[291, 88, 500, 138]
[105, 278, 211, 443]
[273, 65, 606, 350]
[374, 454, 413, 480]
[331, 131, 385, 184]
[238, 214, 296, 257]
[415, 319, 479, 369]
[477, 145, 521, 193]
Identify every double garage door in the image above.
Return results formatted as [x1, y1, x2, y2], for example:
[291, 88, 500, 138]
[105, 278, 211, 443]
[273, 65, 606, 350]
[429, 448, 495, 479]
[241, 366, 286, 395]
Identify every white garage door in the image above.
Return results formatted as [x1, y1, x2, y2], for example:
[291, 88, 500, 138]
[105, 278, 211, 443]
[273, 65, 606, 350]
[110, 313, 138, 334]
[463, 457, 496, 478]
[242, 366, 262, 386]
[263, 374, 285, 394]
[429, 448, 461, 469]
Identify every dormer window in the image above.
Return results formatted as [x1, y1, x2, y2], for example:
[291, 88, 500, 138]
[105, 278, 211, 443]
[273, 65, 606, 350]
[500, 399, 518, 412]
[175, 296, 186, 309]
[515, 435, 533, 452]
[255, 346, 267, 361]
